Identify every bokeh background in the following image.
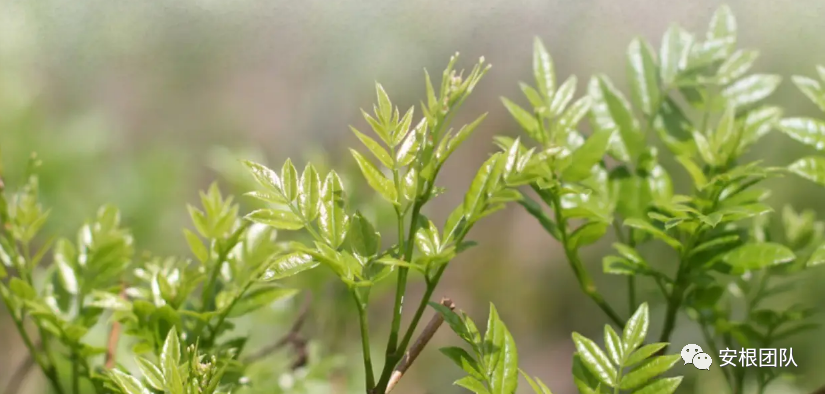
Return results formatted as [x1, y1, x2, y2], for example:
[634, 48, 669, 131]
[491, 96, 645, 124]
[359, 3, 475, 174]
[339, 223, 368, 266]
[1, 0, 824, 393]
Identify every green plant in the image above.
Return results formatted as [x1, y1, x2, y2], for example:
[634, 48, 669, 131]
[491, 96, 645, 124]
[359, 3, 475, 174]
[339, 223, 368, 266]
[499, 4, 822, 394]
[1, 4, 824, 394]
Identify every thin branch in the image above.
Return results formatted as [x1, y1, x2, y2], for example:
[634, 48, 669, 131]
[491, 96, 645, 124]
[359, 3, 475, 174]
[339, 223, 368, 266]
[244, 291, 312, 365]
[385, 297, 455, 394]
[104, 285, 126, 369]
[3, 353, 36, 394]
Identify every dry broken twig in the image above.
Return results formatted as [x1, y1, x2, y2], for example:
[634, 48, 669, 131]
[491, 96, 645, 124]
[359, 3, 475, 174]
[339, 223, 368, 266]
[244, 291, 312, 370]
[385, 297, 455, 394]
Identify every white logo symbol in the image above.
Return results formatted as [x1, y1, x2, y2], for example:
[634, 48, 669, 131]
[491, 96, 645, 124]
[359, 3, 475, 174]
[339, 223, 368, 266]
[681, 344, 703, 365]
[692, 352, 713, 370]
[681, 344, 713, 370]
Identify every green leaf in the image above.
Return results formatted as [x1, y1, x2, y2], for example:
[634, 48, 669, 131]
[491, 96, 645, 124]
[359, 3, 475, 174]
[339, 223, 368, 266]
[533, 37, 556, 99]
[717, 50, 758, 85]
[623, 218, 681, 250]
[109, 369, 150, 394]
[722, 74, 781, 108]
[228, 287, 298, 317]
[243, 160, 282, 194]
[9, 278, 36, 300]
[347, 211, 381, 257]
[707, 4, 736, 50]
[557, 96, 593, 134]
[630, 377, 682, 394]
[569, 222, 609, 249]
[454, 376, 490, 394]
[777, 118, 825, 151]
[691, 130, 717, 166]
[350, 149, 398, 204]
[807, 244, 825, 267]
[351, 126, 393, 168]
[183, 229, 208, 263]
[53, 239, 78, 295]
[440, 346, 484, 381]
[245, 209, 304, 230]
[603, 325, 623, 366]
[598, 76, 645, 161]
[262, 252, 318, 281]
[627, 38, 660, 116]
[722, 243, 795, 273]
[571, 332, 616, 387]
[659, 25, 693, 86]
[299, 163, 321, 221]
[791, 75, 825, 112]
[135, 357, 165, 391]
[622, 303, 649, 352]
[788, 156, 825, 186]
[619, 355, 681, 390]
[483, 304, 519, 394]
[502, 97, 540, 140]
[281, 159, 299, 202]
[464, 153, 502, 221]
[562, 129, 615, 182]
[624, 343, 668, 367]
[549, 75, 577, 117]
[319, 171, 349, 248]
[521, 371, 554, 394]
[375, 83, 392, 125]
[520, 82, 545, 109]
[161, 327, 183, 393]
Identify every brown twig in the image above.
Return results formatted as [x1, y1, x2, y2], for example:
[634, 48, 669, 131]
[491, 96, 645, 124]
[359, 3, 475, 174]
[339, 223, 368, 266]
[244, 291, 312, 369]
[104, 285, 127, 369]
[385, 297, 455, 394]
[3, 353, 36, 394]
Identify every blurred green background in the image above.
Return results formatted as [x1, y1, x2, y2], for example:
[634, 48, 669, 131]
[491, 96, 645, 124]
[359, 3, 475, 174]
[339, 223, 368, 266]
[1, 0, 825, 393]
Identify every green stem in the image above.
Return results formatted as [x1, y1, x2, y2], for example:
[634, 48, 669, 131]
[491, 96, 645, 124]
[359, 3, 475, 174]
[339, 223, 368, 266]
[205, 279, 255, 346]
[551, 191, 624, 328]
[353, 290, 375, 392]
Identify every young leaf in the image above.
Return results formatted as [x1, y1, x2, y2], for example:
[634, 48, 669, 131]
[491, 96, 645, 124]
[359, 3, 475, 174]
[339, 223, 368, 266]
[227, 287, 298, 317]
[533, 37, 556, 100]
[603, 325, 624, 366]
[455, 376, 491, 394]
[347, 211, 381, 257]
[351, 127, 393, 168]
[109, 369, 151, 394]
[261, 252, 318, 281]
[502, 97, 540, 141]
[598, 76, 645, 161]
[722, 74, 781, 108]
[319, 171, 349, 248]
[299, 163, 321, 221]
[623, 218, 682, 250]
[243, 160, 282, 195]
[788, 156, 825, 186]
[659, 25, 693, 87]
[482, 304, 519, 394]
[440, 346, 485, 382]
[571, 332, 616, 387]
[622, 303, 649, 352]
[350, 149, 398, 204]
[135, 357, 166, 391]
[619, 355, 681, 390]
[717, 50, 759, 85]
[245, 209, 304, 230]
[281, 159, 299, 202]
[630, 377, 683, 394]
[562, 129, 615, 182]
[777, 118, 825, 151]
[722, 242, 795, 273]
[627, 37, 661, 116]
[624, 343, 669, 367]
[548, 75, 577, 117]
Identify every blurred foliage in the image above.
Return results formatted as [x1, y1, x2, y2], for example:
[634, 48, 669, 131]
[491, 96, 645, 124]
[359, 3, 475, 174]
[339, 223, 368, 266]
[1, 1, 825, 394]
